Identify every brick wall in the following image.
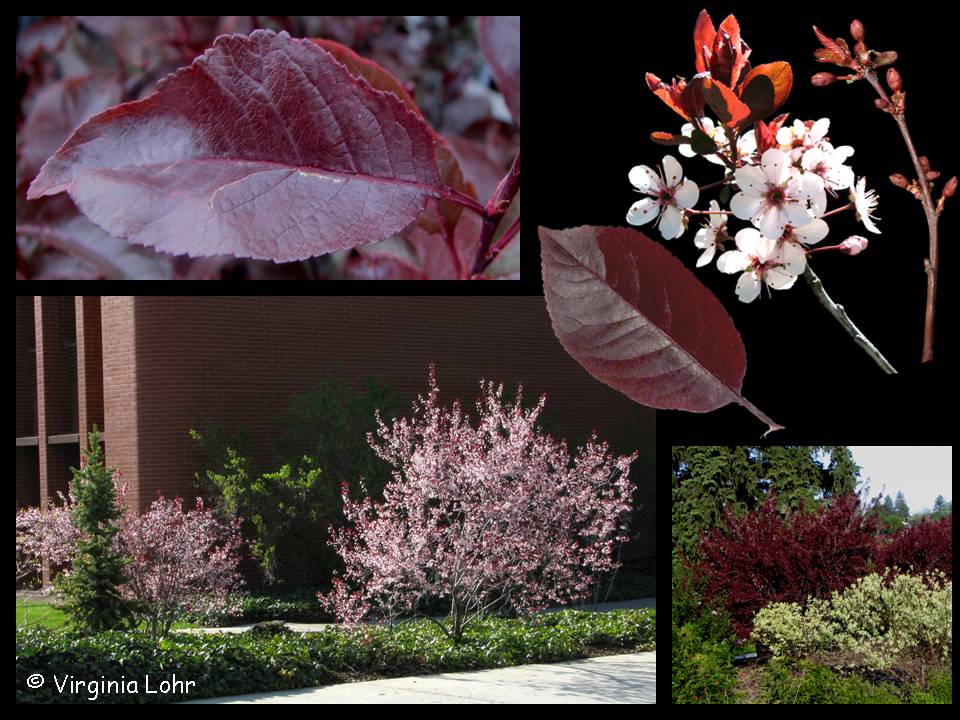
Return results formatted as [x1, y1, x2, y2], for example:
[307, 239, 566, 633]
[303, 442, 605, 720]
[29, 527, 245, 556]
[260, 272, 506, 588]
[19, 296, 656, 584]
[115, 296, 656, 561]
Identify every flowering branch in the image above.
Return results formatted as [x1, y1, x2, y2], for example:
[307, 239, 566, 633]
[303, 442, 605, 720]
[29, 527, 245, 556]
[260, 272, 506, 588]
[803, 264, 896, 373]
[811, 18, 952, 363]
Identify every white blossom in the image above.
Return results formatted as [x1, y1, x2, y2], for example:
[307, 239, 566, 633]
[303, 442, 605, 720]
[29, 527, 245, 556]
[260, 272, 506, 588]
[849, 177, 881, 234]
[730, 148, 815, 241]
[693, 200, 727, 267]
[627, 155, 700, 239]
[717, 227, 797, 303]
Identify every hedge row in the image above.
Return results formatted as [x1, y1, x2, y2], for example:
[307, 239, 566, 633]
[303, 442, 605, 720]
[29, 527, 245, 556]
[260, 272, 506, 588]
[17, 608, 655, 703]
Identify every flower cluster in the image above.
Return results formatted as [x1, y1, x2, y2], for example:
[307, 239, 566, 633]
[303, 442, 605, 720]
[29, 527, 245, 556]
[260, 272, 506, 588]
[630, 9, 881, 303]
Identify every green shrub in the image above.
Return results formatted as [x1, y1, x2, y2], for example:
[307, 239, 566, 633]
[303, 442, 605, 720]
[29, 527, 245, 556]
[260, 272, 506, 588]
[761, 659, 901, 704]
[908, 668, 953, 704]
[672, 613, 740, 704]
[190, 377, 403, 586]
[17, 609, 654, 703]
[752, 570, 952, 672]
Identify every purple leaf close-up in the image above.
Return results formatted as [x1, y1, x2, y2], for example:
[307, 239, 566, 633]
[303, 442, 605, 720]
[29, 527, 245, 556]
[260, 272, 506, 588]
[539, 225, 782, 435]
[28, 30, 452, 263]
[17, 16, 520, 279]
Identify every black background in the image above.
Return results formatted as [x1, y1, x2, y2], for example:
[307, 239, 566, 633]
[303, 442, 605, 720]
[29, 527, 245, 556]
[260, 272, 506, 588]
[530, 3, 953, 441]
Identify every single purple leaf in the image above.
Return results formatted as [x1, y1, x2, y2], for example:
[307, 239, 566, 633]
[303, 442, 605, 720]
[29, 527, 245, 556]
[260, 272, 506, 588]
[27, 30, 452, 263]
[479, 16, 520, 126]
[539, 225, 782, 435]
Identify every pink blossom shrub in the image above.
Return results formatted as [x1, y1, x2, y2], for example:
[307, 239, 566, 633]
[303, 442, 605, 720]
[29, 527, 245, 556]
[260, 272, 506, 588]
[694, 492, 880, 639]
[119, 496, 245, 639]
[16, 482, 245, 639]
[15, 493, 79, 584]
[879, 514, 952, 579]
[319, 367, 638, 641]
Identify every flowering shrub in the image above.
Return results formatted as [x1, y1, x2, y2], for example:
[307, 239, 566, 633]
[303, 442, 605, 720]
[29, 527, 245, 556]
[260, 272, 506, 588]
[693, 492, 879, 638]
[16, 494, 80, 584]
[15, 436, 245, 639]
[119, 497, 245, 640]
[320, 367, 638, 641]
[879, 515, 952, 579]
[752, 570, 952, 672]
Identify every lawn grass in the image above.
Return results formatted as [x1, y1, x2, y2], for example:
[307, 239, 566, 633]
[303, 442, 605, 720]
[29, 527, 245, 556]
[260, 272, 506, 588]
[15, 597, 199, 633]
[16, 599, 70, 630]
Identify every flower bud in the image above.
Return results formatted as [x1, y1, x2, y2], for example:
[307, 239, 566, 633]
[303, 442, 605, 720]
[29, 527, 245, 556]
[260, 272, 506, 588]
[853, 41, 867, 56]
[942, 176, 958, 199]
[926, 170, 941, 181]
[874, 98, 891, 112]
[850, 19, 865, 42]
[840, 236, 869, 256]
[918, 156, 930, 172]
[811, 72, 839, 86]
[873, 50, 898, 67]
[889, 173, 909, 189]
[886, 68, 902, 93]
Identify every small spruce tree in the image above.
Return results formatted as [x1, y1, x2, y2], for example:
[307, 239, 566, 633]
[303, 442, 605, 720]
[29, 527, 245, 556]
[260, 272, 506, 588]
[57, 427, 134, 633]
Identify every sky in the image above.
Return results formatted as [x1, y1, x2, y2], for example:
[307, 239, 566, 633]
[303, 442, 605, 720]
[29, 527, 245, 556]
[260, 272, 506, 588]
[847, 446, 952, 513]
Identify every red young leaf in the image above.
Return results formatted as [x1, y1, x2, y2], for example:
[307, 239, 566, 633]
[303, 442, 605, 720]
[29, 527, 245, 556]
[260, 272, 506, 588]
[693, 9, 716, 74]
[701, 77, 751, 128]
[478, 16, 520, 126]
[27, 30, 453, 262]
[738, 62, 793, 123]
[711, 14, 746, 88]
[539, 225, 782, 435]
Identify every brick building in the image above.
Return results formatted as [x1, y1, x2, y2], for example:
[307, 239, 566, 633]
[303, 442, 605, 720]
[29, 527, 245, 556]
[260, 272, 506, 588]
[16, 296, 656, 577]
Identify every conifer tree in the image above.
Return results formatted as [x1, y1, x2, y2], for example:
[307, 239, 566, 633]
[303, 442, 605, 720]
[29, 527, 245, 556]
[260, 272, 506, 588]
[57, 427, 134, 633]
[893, 491, 911, 522]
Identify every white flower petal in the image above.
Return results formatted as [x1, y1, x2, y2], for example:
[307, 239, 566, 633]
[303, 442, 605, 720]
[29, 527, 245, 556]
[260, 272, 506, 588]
[628, 165, 661, 193]
[775, 126, 793, 146]
[658, 204, 684, 239]
[765, 267, 798, 290]
[626, 197, 660, 226]
[730, 192, 763, 221]
[701, 117, 716, 132]
[694, 226, 715, 249]
[785, 200, 815, 228]
[736, 272, 762, 303]
[734, 165, 767, 195]
[759, 206, 786, 241]
[697, 245, 717, 267]
[793, 218, 829, 245]
[708, 200, 724, 228]
[734, 227, 764, 256]
[761, 148, 790, 185]
[717, 249, 750, 274]
[861, 213, 882, 234]
[779, 241, 807, 275]
[827, 165, 855, 190]
[679, 143, 696, 158]
[673, 179, 700, 208]
[662, 155, 683, 188]
[811, 117, 830, 142]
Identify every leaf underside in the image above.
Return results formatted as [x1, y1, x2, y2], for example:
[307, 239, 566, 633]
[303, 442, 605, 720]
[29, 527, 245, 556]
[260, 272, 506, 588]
[539, 225, 782, 434]
[27, 30, 450, 262]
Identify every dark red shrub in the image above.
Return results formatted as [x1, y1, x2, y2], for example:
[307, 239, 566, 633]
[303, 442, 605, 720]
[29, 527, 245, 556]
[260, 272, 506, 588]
[693, 492, 880, 639]
[879, 514, 952, 579]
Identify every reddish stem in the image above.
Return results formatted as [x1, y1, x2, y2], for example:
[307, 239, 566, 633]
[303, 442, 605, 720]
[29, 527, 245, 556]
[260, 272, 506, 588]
[470, 148, 521, 276]
[864, 69, 938, 363]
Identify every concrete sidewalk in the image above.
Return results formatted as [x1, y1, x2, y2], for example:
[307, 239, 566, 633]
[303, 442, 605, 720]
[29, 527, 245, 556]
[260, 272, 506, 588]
[184, 652, 656, 704]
